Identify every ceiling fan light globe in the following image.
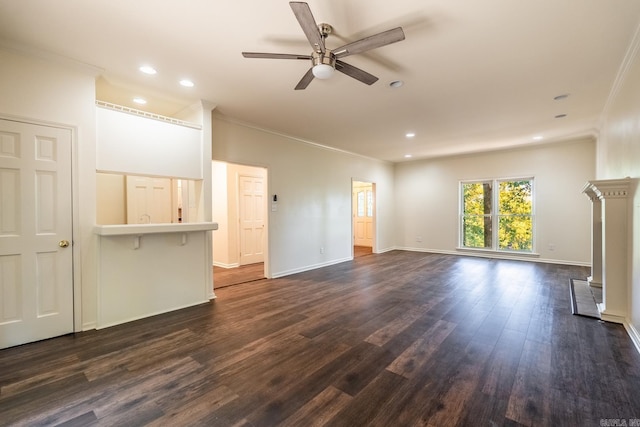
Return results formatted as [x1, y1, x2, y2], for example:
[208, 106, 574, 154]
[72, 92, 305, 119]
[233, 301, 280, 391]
[312, 63, 334, 79]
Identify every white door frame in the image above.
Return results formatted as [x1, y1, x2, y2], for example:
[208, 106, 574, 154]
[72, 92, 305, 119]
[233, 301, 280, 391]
[213, 159, 273, 279]
[228, 162, 270, 279]
[1, 114, 81, 334]
[351, 179, 376, 256]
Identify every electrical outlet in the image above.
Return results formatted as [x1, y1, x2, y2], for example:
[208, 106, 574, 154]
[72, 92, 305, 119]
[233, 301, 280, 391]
[548, 243, 555, 251]
[416, 236, 423, 243]
[320, 246, 324, 254]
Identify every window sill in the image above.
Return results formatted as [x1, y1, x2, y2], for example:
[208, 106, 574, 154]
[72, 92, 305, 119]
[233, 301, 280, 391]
[455, 247, 540, 258]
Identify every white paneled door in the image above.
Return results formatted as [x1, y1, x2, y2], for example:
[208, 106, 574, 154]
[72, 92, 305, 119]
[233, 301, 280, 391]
[353, 181, 374, 247]
[239, 175, 265, 265]
[0, 119, 73, 349]
[126, 176, 172, 224]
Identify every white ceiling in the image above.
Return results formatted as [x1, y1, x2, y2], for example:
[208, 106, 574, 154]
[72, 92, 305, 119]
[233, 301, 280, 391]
[1, 0, 639, 162]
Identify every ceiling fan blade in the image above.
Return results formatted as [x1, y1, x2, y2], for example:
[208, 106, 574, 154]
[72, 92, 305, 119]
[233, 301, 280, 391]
[242, 52, 312, 60]
[335, 60, 378, 85]
[295, 68, 315, 90]
[290, 2, 325, 53]
[334, 27, 405, 59]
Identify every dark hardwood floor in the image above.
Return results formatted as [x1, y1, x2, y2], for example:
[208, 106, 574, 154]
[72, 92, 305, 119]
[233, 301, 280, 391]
[214, 263, 265, 289]
[354, 245, 373, 258]
[2, 251, 640, 426]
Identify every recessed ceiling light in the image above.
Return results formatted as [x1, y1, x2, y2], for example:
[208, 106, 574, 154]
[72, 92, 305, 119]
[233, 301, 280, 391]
[133, 97, 147, 105]
[404, 154, 412, 158]
[554, 93, 570, 101]
[555, 114, 567, 119]
[405, 132, 416, 138]
[533, 135, 544, 141]
[179, 79, 195, 87]
[390, 80, 404, 88]
[139, 65, 157, 75]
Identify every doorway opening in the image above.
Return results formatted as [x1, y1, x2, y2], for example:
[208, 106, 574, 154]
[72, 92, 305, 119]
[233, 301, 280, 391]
[352, 180, 375, 258]
[212, 161, 268, 288]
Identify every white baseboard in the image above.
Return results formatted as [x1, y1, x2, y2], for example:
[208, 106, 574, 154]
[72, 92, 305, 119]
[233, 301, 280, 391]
[375, 246, 397, 254]
[81, 321, 97, 332]
[96, 300, 210, 330]
[213, 261, 240, 269]
[394, 246, 590, 266]
[271, 256, 352, 278]
[624, 321, 640, 355]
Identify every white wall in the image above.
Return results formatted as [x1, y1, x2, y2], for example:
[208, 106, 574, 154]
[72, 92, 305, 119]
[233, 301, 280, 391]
[212, 115, 396, 277]
[96, 173, 126, 225]
[598, 27, 640, 337]
[394, 138, 596, 265]
[96, 106, 203, 179]
[0, 47, 98, 330]
[212, 161, 231, 266]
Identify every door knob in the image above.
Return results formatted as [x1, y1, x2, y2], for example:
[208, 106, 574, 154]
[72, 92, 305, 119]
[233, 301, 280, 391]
[59, 240, 70, 248]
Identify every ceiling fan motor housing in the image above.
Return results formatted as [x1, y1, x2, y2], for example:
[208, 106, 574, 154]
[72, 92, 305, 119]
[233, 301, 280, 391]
[311, 50, 336, 79]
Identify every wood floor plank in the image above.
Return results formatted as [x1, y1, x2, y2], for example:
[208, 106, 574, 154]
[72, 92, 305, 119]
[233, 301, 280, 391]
[480, 328, 527, 399]
[281, 386, 352, 427]
[3, 251, 640, 426]
[386, 319, 457, 378]
[423, 340, 495, 426]
[147, 384, 239, 426]
[327, 369, 407, 427]
[505, 339, 552, 425]
[364, 298, 444, 347]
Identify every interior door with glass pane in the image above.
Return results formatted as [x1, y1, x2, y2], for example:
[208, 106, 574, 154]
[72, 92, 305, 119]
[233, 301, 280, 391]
[353, 181, 373, 247]
[0, 119, 74, 349]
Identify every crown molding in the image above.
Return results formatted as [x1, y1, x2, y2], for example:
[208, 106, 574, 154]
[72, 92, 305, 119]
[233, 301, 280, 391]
[583, 177, 631, 200]
[600, 21, 640, 123]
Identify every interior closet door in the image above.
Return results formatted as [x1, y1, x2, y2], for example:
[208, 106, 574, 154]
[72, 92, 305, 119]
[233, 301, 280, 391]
[238, 174, 265, 265]
[0, 119, 74, 349]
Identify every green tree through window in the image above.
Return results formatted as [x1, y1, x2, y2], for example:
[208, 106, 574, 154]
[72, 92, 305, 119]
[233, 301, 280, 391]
[462, 182, 492, 248]
[461, 178, 533, 252]
[498, 180, 533, 251]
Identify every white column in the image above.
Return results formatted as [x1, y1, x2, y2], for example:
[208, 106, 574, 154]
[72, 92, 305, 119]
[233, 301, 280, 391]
[200, 100, 217, 300]
[583, 178, 630, 324]
[582, 186, 603, 287]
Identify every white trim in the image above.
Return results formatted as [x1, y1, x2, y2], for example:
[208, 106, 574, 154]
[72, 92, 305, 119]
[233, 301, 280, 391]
[95, 300, 210, 330]
[455, 247, 540, 259]
[601, 20, 640, 122]
[0, 39, 103, 76]
[458, 177, 536, 253]
[96, 101, 202, 129]
[213, 262, 241, 269]
[375, 246, 396, 254]
[624, 322, 640, 355]
[271, 256, 352, 279]
[82, 322, 97, 332]
[0, 114, 82, 334]
[213, 113, 391, 165]
[395, 246, 590, 267]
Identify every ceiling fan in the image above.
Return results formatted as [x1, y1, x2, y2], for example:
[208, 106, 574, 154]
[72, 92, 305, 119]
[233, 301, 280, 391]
[242, 1, 405, 90]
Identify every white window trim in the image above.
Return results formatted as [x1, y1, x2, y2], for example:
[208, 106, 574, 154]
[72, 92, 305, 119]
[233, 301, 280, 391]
[458, 177, 537, 254]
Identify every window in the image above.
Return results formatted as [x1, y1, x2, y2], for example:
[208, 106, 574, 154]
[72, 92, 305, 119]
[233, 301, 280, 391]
[357, 189, 374, 218]
[357, 191, 365, 217]
[460, 178, 534, 252]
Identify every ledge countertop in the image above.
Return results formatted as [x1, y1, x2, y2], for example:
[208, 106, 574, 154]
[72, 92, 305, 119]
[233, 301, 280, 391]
[94, 222, 218, 236]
